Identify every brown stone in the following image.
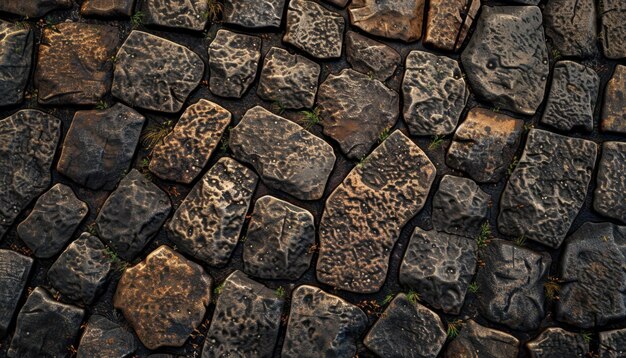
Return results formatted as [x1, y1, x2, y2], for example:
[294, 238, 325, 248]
[600, 0, 626, 59]
[81, 0, 135, 17]
[444, 320, 519, 358]
[424, 0, 480, 51]
[345, 31, 400, 81]
[0, 0, 71, 17]
[527, 328, 589, 357]
[601, 65, 626, 134]
[349, 0, 425, 42]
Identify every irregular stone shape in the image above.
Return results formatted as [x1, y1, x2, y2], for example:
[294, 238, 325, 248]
[594, 142, 626, 223]
[283, 0, 345, 59]
[0, 110, 61, 239]
[17, 184, 88, 259]
[0, 250, 33, 338]
[243, 196, 315, 280]
[475, 240, 550, 331]
[600, 0, 626, 59]
[112, 31, 204, 113]
[0, 21, 33, 107]
[345, 31, 400, 81]
[8, 287, 84, 358]
[446, 107, 523, 183]
[424, 0, 480, 51]
[349, 0, 425, 42]
[402, 50, 467, 136]
[81, 0, 135, 17]
[444, 320, 519, 358]
[223, 0, 286, 28]
[556, 222, 626, 328]
[316, 131, 436, 293]
[364, 294, 447, 358]
[399, 227, 477, 314]
[56, 103, 145, 191]
[317, 69, 399, 159]
[527, 328, 589, 357]
[498, 129, 597, 248]
[143, 0, 207, 31]
[229, 106, 335, 200]
[601, 65, 626, 134]
[600, 329, 626, 358]
[149, 99, 231, 184]
[544, 0, 597, 58]
[257, 47, 321, 109]
[281, 285, 367, 358]
[77, 315, 137, 358]
[201, 271, 283, 357]
[114, 246, 212, 349]
[0, 0, 71, 17]
[461, 6, 549, 115]
[167, 158, 258, 266]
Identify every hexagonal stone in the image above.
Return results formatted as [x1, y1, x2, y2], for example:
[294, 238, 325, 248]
[112, 31, 204, 113]
[461, 6, 549, 115]
[281, 285, 367, 358]
[0, 250, 32, 338]
[229, 106, 335, 201]
[56, 103, 145, 191]
[600, 0, 626, 59]
[349, 0, 425, 42]
[201, 271, 284, 357]
[345, 31, 400, 81]
[114, 245, 213, 350]
[283, 0, 345, 59]
[0, 21, 33, 107]
[544, 0, 597, 58]
[601, 65, 626, 134]
[0, 0, 71, 17]
[444, 320, 519, 358]
[149, 99, 231, 184]
[424, 0, 480, 52]
[446, 107, 523, 183]
[80, 0, 135, 17]
[527, 328, 589, 357]
[498, 129, 597, 248]
[167, 157, 258, 266]
[142, 0, 207, 31]
[77, 315, 137, 358]
[223, 0, 286, 28]
[594, 142, 626, 223]
[600, 328, 626, 358]
[243, 196, 315, 280]
[316, 131, 436, 293]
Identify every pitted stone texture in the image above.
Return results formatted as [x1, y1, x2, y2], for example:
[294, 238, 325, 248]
[600, 329, 626, 358]
[202, 271, 284, 357]
[167, 157, 258, 266]
[498, 129, 597, 248]
[77, 315, 137, 358]
[0, 0, 71, 17]
[444, 320, 519, 358]
[601, 65, 626, 134]
[424, 0, 480, 52]
[209, 30, 261, 98]
[143, 0, 207, 31]
[283, 0, 345, 59]
[403, 50, 468, 136]
[223, 0, 286, 28]
[8, 287, 84, 358]
[282, 285, 367, 358]
[461, 6, 549, 115]
[399, 227, 477, 314]
[17, 184, 88, 259]
[556, 222, 626, 328]
[544, 0, 597, 58]
[600, 0, 626, 59]
[0, 250, 32, 338]
[446, 107, 523, 183]
[230, 106, 335, 200]
[57, 103, 145, 191]
[345, 31, 400, 81]
[364, 294, 446, 358]
[150, 99, 231, 184]
[349, 0, 425, 42]
[0, 110, 60, 239]
[114, 246, 213, 350]
[112, 31, 204, 113]
[257, 47, 320, 109]
[594, 142, 626, 223]
[81, 0, 135, 17]
[0, 21, 33, 107]
[316, 131, 436, 293]
[527, 328, 589, 357]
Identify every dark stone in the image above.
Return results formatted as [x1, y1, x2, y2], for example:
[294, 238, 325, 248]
[601, 65, 626, 134]
[424, 0, 480, 52]
[0, 0, 71, 17]
[444, 320, 519, 358]
[323, 0, 348, 7]
[77, 315, 137, 358]
[600, 328, 626, 358]
[345, 31, 400, 81]
[81, 0, 135, 17]
[143, 0, 208, 31]
[544, 0, 597, 58]
[349, 0, 425, 42]
[527, 327, 589, 357]
[600, 0, 626, 59]
[0, 21, 33, 107]
[0, 250, 33, 338]
[223, 0, 286, 28]
[594, 142, 626, 223]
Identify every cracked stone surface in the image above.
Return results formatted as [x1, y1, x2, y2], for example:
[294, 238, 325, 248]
[600, 0, 626, 59]
[80, 0, 135, 17]
[209, 29, 261, 98]
[601, 65, 626, 134]
[594, 141, 626, 223]
[77, 315, 137, 358]
[143, 0, 207, 31]
[600, 329, 626, 358]
[345, 31, 400, 81]
[444, 320, 519, 358]
[349, 0, 425, 42]
[527, 327, 589, 357]
[424, 0, 480, 52]
[0, 0, 71, 17]
[0, 250, 32, 338]
[0, 21, 33, 107]
[544, 0, 597, 58]
[223, 0, 286, 28]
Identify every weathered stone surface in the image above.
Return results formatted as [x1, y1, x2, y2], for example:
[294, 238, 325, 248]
[0, 21, 33, 107]
[112, 31, 204, 113]
[208, 29, 261, 98]
[364, 294, 447, 358]
[600, 328, 626, 358]
[57, 103, 145, 191]
[316, 131, 436, 293]
[349, 0, 425, 42]
[556, 222, 626, 328]
[601, 65, 626, 134]
[600, 0, 626, 59]
[77, 315, 137, 358]
[424, 0, 480, 51]
[399, 227, 477, 314]
[345, 31, 400, 81]
[229, 106, 335, 200]
[17, 184, 88, 259]
[498, 129, 597, 248]
[167, 157, 257, 266]
[0, 250, 32, 338]
[444, 320, 519, 358]
[223, 0, 286, 28]
[446, 107, 523, 183]
[281, 285, 367, 358]
[461, 6, 549, 115]
[402, 50, 468, 136]
[0, 0, 71, 17]
[143, 0, 207, 31]
[257, 47, 320, 109]
[544, 0, 597, 58]
[283, 0, 345, 59]
[149, 99, 231, 184]
[81, 0, 135, 17]
[475, 240, 550, 331]
[594, 142, 626, 223]
[0, 110, 61, 239]
[202, 271, 283, 357]
[243, 196, 315, 280]
[527, 328, 589, 357]
[114, 246, 212, 349]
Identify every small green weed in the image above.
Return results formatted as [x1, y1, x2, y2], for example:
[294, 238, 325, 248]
[275, 286, 286, 299]
[301, 107, 322, 129]
[131, 11, 144, 28]
[140, 120, 173, 149]
[468, 282, 479, 294]
[428, 135, 445, 150]
[476, 222, 491, 248]
[406, 290, 420, 305]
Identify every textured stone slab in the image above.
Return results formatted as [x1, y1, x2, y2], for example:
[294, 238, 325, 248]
[81, 0, 135, 17]
[345, 31, 400, 81]
[349, 0, 425, 42]
[0, 110, 61, 239]
[57, 103, 145, 191]
[461, 6, 549, 115]
[594, 142, 626, 223]
[0, 250, 32, 338]
[527, 328, 589, 357]
[167, 157, 257, 266]
[150, 99, 231, 184]
[257, 47, 320, 109]
[17, 184, 88, 259]
[544, 0, 596, 58]
[432, 175, 489, 238]
[112, 31, 204, 113]
[600, 329, 626, 358]
[316, 131, 436, 293]
[223, 0, 286, 28]
[0, 21, 33, 107]
[424, 0, 480, 51]
[143, 0, 207, 31]
[209, 30, 261, 98]
[444, 320, 519, 358]
[498, 129, 597, 248]
[77, 315, 137, 358]
[230, 106, 335, 200]
[283, 0, 345, 59]
[0, 0, 71, 17]
[601, 65, 626, 134]
[114, 246, 212, 349]
[282, 285, 367, 358]
[202, 271, 283, 357]
[600, 0, 626, 59]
